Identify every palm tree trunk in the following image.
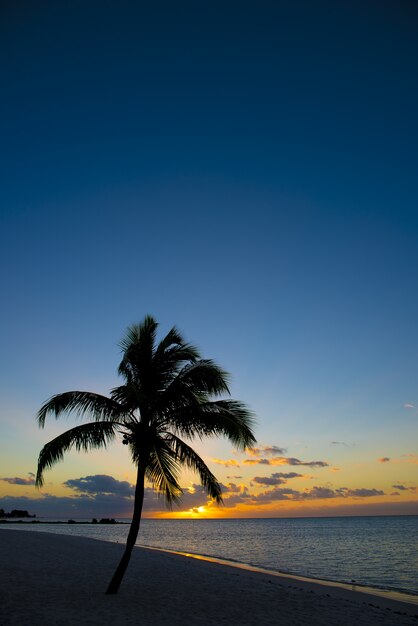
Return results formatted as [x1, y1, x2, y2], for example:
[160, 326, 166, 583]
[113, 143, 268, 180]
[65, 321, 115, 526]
[105, 464, 145, 594]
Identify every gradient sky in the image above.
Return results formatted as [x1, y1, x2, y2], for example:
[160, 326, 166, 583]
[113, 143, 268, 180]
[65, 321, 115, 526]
[1, 1, 417, 519]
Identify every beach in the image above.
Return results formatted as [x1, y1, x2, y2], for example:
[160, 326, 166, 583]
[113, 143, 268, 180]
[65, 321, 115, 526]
[0, 529, 416, 625]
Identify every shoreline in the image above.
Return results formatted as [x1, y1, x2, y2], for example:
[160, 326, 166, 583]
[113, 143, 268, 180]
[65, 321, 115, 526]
[1, 529, 417, 625]
[140, 544, 418, 606]
[2, 523, 417, 601]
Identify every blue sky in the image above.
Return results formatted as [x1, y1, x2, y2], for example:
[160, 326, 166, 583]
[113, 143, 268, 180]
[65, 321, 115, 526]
[1, 1, 417, 517]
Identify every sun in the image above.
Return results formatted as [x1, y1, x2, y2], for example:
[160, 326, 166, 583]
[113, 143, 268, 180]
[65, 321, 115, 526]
[172, 505, 208, 519]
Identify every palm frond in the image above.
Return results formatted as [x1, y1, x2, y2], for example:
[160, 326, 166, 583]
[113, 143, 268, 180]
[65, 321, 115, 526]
[154, 326, 200, 372]
[118, 316, 157, 380]
[118, 315, 158, 353]
[140, 436, 183, 506]
[168, 400, 256, 449]
[154, 345, 201, 389]
[110, 383, 141, 413]
[37, 391, 125, 428]
[164, 433, 223, 503]
[36, 421, 119, 488]
[163, 360, 231, 405]
[154, 326, 186, 354]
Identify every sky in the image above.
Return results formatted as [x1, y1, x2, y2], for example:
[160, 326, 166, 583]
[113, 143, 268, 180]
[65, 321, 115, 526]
[0, 0, 417, 519]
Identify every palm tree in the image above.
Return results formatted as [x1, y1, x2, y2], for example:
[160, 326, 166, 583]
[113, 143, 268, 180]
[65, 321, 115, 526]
[36, 315, 256, 594]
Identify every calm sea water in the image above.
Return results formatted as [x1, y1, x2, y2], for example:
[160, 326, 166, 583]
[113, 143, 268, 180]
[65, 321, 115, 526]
[2, 516, 417, 596]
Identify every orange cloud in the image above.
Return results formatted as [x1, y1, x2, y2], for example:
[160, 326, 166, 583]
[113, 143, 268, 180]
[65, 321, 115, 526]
[216, 483, 387, 509]
[378, 457, 390, 463]
[211, 458, 240, 468]
[403, 454, 418, 465]
[243, 459, 270, 466]
[243, 456, 329, 468]
[246, 445, 287, 457]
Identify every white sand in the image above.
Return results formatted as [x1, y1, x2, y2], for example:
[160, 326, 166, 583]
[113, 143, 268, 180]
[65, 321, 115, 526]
[0, 529, 417, 625]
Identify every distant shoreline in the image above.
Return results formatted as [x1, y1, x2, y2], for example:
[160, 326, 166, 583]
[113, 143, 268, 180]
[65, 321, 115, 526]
[0, 519, 129, 525]
[1, 513, 417, 522]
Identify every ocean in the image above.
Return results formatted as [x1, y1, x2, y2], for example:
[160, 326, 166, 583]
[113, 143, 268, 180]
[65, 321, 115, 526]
[2, 516, 417, 596]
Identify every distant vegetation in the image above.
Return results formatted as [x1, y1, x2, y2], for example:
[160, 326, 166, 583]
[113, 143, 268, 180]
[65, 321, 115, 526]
[0, 509, 35, 518]
[68, 518, 118, 524]
[0, 512, 120, 525]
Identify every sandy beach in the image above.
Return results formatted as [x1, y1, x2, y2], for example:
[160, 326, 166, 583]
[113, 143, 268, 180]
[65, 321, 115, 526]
[0, 529, 416, 625]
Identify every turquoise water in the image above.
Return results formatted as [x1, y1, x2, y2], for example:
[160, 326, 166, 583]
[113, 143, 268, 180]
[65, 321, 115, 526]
[2, 516, 417, 595]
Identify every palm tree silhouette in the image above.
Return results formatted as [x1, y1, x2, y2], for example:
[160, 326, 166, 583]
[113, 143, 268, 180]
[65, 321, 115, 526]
[36, 315, 256, 594]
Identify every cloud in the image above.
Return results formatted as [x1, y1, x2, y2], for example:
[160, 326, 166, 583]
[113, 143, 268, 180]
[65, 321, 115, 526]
[300, 487, 337, 499]
[252, 472, 303, 486]
[65, 476, 216, 512]
[246, 445, 287, 457]
[243, 456, 329, 468]
[392, 484, 416, 492]
[64, 475, 134, 497]
[282, 458, 329, 468]
[296, 486, 385, 501]
[341, 488, 384, 498]
[331, 441, 350, 447]
[173, 484, 212, 510]
[402, 454, 418, 465]
[211, 458, 240, 468]
[252, 476, 286, 486]
[0, 475, 215, 517]
[297, 487, 385, 500]
[220, 483, 386, 508]
[0, 493, 134, 518]
[243, 458, 271, 465]
[0, 472, 390, 517]
[255, 487, 300, 502]
[226, 475, 242, 480]
[219, 482, 251, 506]
[272, 472, 304, 479]
[220, 482, 244, 494]
[0, 476, 35, 486]
[378, 457, 390, 463]
[403, 403, 415, 409]
[221, 493, 252, 506]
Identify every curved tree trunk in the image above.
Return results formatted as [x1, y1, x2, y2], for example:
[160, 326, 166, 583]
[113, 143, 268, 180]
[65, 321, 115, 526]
[105, 464, 145, 594]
